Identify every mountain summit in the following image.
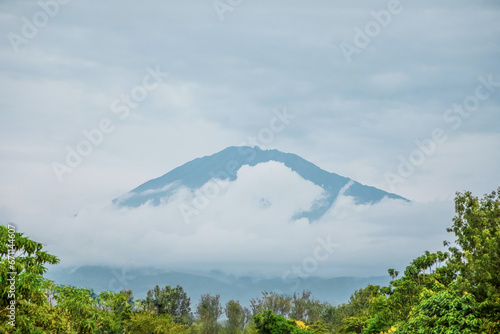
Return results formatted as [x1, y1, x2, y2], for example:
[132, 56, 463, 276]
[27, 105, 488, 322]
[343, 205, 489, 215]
[113, 146, 407, 220]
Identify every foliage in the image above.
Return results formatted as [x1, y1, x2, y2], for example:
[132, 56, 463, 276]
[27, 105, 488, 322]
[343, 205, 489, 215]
[55, 285, 103, 333]
[250, 291, 292, 317]
[250, 290, 326, 325]
[447, 188, 500, 332]
[319, 285, 381, 333]
[0, 225, 64, 333]
[339, 316, 365, 334]
[362, 295, 392, 334]
[97, 290, 133, 333]
[307, 319, 329, 334]
[290, 290, 326, 324]
[124, 312, 186, 334]
[254, 310, 312, 334]
[362, 188, 500, 334]
[145, 284, 192, 324]
[197, 293, 223, 334]
[224, 299, 246, 333]
[398, 282, 482, 333]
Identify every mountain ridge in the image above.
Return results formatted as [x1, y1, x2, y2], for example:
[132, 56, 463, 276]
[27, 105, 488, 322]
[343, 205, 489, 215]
[113, 146, 408, 220]
[45, 265, 392, 308]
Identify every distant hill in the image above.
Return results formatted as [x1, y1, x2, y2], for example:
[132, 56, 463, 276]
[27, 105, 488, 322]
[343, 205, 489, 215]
[46, 266, 392, 308]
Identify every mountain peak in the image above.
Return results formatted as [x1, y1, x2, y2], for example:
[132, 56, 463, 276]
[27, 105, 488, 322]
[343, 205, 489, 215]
[113, 146, 407, 220]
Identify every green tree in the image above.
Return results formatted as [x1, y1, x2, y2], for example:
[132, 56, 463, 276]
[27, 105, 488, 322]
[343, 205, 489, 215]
[290, 290, 325, 324]
[363, 294, 392, 334]
[446, 188, 500, 332]
[197, 293, 223, 334]
[125, 312, 187, 334]
[254, 310, 312, 334]
[145, 285, 192, 324]
[97, 290, 133, 333]
[0, 224, 68, 333]
[398, 281, 482, 334]
[319, 285, 381, 333]
[250, 291, 292, 317]
[54, 285, 103, 334]
[363, 187, 500, 334]
[319, 304, 339, 332]
[339, 316, 365, 334]
[225, 300, 246, 333]
[307, 319, 329, 334]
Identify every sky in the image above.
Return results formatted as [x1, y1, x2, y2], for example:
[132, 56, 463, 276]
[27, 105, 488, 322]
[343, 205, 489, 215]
[0, 0, 499, 278]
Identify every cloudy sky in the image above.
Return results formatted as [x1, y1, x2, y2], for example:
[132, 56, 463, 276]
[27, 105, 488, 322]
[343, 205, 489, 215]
[1, 0, 499, 277]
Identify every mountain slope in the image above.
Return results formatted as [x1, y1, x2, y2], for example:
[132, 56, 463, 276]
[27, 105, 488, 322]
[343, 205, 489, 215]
[113, 146, 407, 220]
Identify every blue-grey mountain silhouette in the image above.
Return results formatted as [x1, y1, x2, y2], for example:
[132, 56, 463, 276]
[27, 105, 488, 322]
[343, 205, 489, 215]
[113, 146, 407, 220]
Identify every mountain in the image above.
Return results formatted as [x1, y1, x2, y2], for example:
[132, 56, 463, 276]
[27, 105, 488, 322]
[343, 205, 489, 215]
[113, 146, 407, 220]
[45, 266, 391, 308]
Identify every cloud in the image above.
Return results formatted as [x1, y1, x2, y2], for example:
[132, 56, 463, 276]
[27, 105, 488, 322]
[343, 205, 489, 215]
[5, 162, 454, 278]
[370, 72, 410, 91]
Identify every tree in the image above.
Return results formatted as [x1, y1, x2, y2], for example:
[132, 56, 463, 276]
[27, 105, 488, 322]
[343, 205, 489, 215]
[307, 319, 329, 334]
[250, 291, 292, 317]
[289, 290, 325, 324]
[225, 300, 246, 333]
[0, 224, 68, 333]
[317, 286, 382, 333]
[363, 295, 392, 334]
[398, 281, 482, 334]
[362, 187, 500, 334]
[197, 293, 223, 334]
[447, 190, 500, 287]
[145, 285, 192, 324]
[124, 312, 186, 334]
[319, 304, 339, 332]
[54, 285, 104, 334]
[0, 224, 59, 305]
[339, 316, 365, 334]
[254, 310, 312, 334]
[446, 188, 500, 333]
[97, 290, 133, 332]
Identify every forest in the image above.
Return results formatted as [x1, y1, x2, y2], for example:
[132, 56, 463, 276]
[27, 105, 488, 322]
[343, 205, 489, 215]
[1, 188, 499, 333]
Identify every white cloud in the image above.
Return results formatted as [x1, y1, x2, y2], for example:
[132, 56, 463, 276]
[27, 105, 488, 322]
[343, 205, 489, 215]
[3, 162, 454, 278]
[370, 72, 410, 91]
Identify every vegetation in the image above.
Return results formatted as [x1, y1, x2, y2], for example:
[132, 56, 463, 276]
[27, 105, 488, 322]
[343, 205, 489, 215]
[1, 187, 498, 333]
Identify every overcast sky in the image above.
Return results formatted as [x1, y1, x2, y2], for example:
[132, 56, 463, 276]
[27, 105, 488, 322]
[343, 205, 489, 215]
[1, 0, 499, 277]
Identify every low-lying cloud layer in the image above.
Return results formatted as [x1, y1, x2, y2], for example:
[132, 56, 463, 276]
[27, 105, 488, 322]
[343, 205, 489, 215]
[13, 162, 454, 278]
